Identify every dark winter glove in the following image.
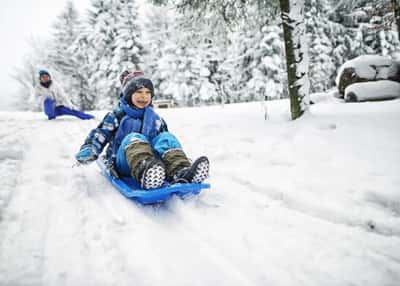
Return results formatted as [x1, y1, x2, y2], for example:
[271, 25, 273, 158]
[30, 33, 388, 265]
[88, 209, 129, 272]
[75, 145, 98, 164]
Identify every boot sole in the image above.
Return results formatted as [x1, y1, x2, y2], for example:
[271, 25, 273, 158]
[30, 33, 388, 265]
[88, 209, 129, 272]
[141, 164, 166, 190]
[191, 157, 210, 183]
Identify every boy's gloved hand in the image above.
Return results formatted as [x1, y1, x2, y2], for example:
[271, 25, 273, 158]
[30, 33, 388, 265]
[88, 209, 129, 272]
[75, 145, 98, 164]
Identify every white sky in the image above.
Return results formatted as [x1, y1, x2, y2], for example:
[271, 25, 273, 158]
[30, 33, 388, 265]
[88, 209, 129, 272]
[0, 0, 90, 110]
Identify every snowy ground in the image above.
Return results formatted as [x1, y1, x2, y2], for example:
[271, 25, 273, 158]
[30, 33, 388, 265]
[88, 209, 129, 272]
[0, 95, 399, 286]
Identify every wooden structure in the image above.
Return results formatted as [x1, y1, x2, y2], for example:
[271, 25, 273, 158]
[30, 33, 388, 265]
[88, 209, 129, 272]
[153, 99, 176, 108]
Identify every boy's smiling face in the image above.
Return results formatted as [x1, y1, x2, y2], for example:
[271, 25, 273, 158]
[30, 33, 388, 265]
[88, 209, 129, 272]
[131, 87, 152, 109]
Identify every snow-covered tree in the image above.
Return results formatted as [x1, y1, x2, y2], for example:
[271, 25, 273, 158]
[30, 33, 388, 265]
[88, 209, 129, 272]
[176, 9, 230, 105]
[248, 25, 285, 100]
[11, 38, 52, 111]
[47, 1, 82, 106]
[142, 2, 229, 106]
[223, 17, 285, 102]
[70, 28, 95, 110]
[140, 3, 178, 99]
[82, 0, 144, 109]
[305, 0, 337, 92]
[141, 7, 198, 105]
[113, 0, 143, 69]
[11, 56, 41, 111]
[151, 0, 309, 119]
[327, 0, 400, 59]
[84, 0, 118, 108]
[394, 0, 400, 40]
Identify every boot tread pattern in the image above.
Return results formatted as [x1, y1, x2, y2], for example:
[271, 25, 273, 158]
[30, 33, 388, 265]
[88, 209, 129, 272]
[142, 165, 166, 189]
[191, 160, 209, 183]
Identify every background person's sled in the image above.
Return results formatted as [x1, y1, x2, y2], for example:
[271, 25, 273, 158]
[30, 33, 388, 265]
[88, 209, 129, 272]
[97, 159, 210, 204]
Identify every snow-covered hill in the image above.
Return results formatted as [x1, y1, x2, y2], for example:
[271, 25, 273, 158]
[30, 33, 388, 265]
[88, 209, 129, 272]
[1, 96, 399, 286]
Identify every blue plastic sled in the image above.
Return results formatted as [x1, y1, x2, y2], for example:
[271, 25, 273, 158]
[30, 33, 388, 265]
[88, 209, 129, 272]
[97, 159, 210, 204]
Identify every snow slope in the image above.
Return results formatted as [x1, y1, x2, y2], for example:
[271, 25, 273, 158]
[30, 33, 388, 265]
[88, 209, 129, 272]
[0, 96, 400, 286]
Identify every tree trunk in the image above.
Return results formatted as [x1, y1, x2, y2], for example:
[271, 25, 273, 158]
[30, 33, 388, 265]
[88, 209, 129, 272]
[393, 0, 400, 41]
[280, 0, 310, 120]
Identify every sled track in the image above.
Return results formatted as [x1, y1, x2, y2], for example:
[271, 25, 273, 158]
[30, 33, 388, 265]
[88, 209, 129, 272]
[231, 176, 400, 238]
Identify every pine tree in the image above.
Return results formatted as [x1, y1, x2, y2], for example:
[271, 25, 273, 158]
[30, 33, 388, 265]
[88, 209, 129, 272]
[104, 0, 144, 107]
[142, 3, 229, 106]
[221, 11, 258, 103]
[246, 24, 285, 101]
[84, 0, 117, 108]
[113, 0, 143, 70]
[83, 0, 144, 109]
[141, 3, 178, 100]
[178, 9, 230, 105]
[305, 0, 336, 92]
[48, 1, 83, 108]
[11, 55, 42, 111]
[70, 30, 94, 110]
[328, 0, 400, 60]
[11, 38, 52, 111]
[223, 16, 285, 103]
[394, 0, 400, 40]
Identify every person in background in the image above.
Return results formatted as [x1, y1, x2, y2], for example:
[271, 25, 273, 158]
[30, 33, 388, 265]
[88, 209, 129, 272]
[34, 69, 94, 120]
[75, 71, 209, 190]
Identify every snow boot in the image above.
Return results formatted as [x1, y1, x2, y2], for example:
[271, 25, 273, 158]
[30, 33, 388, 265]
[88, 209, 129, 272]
[162, 149, 191, 180]
[135, 158, 166, 189]
[172, 156, 210, 184]
[125, 139, 166, 189]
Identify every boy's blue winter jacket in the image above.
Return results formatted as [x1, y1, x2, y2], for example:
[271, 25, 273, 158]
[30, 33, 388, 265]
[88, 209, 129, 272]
[80, 98, 168, 163]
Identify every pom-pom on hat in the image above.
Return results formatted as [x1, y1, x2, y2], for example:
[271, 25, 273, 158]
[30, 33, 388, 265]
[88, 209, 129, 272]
[121, 70, 145, 87]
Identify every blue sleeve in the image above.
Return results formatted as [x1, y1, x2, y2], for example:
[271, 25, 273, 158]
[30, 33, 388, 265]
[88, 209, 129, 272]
[79, 110, 119, 155]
